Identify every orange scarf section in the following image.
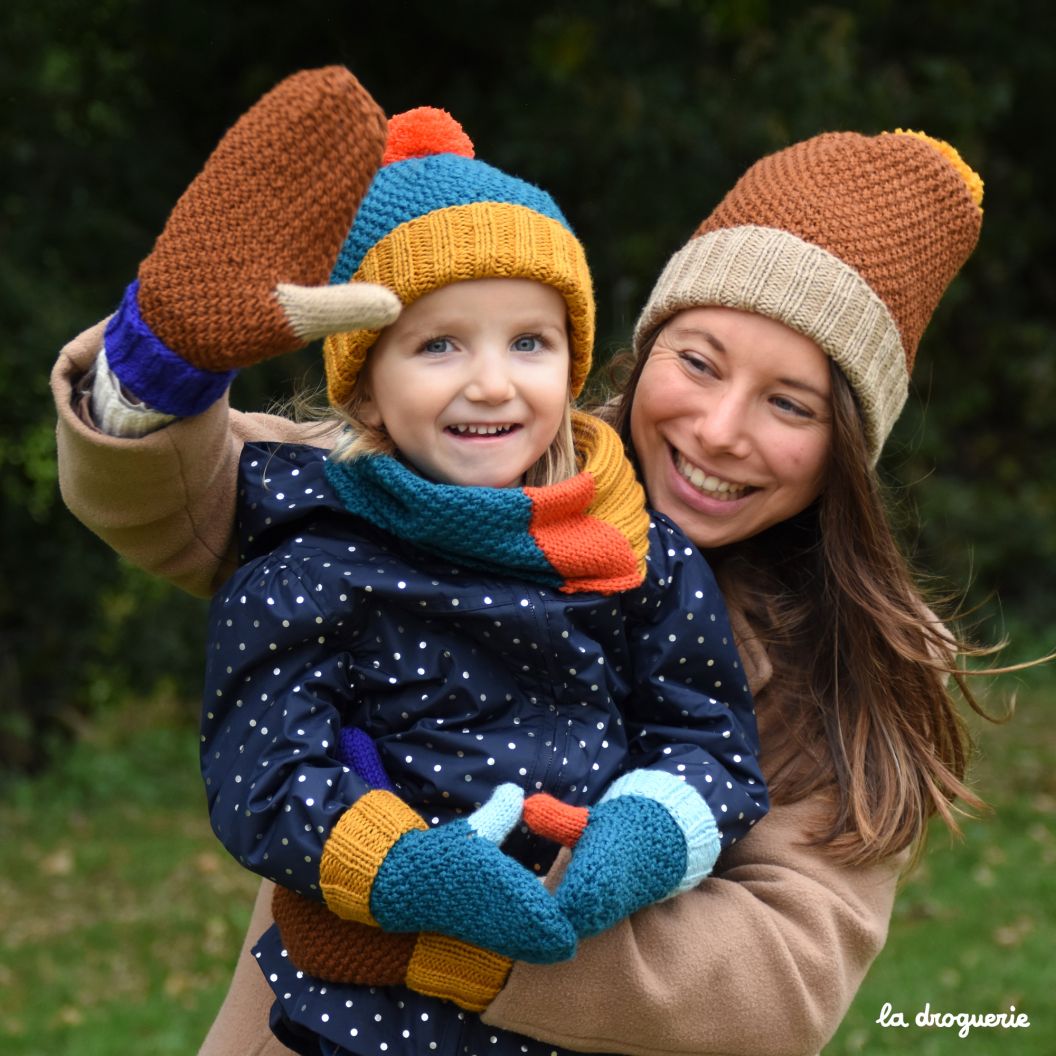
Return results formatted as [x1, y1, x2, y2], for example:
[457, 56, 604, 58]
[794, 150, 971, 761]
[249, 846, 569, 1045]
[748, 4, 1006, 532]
[526, 412, 650, 594]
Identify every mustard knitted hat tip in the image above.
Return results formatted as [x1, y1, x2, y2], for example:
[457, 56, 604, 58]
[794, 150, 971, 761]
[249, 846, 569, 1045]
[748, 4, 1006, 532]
[633, 128, 983, 460]
[322, 109, 594, 408]
[888, 129, 984, 209]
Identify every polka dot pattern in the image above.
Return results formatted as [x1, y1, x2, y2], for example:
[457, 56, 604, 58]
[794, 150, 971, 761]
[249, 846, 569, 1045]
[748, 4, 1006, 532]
[205, 444, 766, 1053]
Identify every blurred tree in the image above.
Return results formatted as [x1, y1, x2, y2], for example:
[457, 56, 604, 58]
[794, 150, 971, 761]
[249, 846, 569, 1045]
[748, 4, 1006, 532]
[3, 0, 1054, 769]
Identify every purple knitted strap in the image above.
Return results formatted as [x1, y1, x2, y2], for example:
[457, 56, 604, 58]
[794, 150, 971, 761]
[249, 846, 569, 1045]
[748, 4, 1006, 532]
[338, 726, 395, 792]
[104, 280, 237, 417]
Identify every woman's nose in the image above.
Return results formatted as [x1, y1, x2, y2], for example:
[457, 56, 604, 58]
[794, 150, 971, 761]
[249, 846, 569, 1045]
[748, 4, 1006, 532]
[692, 391, 751, 455]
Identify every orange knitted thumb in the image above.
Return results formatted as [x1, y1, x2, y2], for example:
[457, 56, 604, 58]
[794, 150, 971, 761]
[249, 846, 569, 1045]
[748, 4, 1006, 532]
[523, 794, 590, 848]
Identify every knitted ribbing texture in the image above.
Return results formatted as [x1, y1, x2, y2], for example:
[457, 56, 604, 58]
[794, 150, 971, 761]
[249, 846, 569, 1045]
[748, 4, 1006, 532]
[273, 886, 512, 1012]
[694, 131, 981, 367]
[325, 200, 593, 406]
[324, 411, 647, 595]
[320, 790, 427, 925]
[322, 107, 594, 406]
[633, 129, 983, 458]
[406, 933, 513, 1013]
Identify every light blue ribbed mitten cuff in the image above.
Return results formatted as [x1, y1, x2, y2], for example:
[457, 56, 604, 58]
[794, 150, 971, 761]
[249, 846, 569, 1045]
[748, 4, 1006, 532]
[601, 769, 721, 894]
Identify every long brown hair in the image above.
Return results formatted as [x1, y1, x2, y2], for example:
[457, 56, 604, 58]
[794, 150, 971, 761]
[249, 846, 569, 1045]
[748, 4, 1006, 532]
[605, 332, 1009, 866]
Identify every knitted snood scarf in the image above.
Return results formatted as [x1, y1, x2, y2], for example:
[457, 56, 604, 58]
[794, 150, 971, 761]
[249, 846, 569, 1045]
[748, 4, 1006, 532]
[324, 411, 650, 595]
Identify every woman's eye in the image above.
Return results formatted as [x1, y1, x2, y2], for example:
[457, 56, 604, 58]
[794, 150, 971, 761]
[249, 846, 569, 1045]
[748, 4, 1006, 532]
[678, 351, 713, 375]
[772, 395, 813, 419]
[512, 334, 543, 353]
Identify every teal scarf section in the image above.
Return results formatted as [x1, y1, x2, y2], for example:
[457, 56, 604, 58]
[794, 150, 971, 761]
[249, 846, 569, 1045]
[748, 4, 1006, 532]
[324, 455, 563, 588]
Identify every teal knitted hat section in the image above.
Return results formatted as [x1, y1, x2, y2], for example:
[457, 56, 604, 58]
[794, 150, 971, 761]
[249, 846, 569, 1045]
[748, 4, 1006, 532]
[330, 153, 573, 285]
[324, 454, 564, 589]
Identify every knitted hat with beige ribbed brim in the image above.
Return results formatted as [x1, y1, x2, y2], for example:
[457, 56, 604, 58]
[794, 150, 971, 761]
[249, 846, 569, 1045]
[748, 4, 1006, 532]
[632, 130, 984, 460]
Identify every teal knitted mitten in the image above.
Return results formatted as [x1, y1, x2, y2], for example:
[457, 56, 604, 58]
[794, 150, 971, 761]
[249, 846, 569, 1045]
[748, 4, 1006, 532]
[525, 770, 721, 938]
[321, 784, 576, 964]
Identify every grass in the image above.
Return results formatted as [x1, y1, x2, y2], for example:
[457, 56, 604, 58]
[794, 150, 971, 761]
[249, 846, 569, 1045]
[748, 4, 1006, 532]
[0, 697, 259, 1055]
[829, 667, 1056, 1054]
[1, 676, 1053, 1055]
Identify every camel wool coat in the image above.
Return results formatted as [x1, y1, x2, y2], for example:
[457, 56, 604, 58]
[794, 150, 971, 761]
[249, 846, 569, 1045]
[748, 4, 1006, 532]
[51, 321, 904, 1056]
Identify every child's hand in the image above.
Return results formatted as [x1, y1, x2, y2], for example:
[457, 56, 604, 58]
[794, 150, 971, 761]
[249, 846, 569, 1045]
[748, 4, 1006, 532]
[321, 784, 576, 964]
[524, 769, 722, 938]
[106, 66, 400, 417]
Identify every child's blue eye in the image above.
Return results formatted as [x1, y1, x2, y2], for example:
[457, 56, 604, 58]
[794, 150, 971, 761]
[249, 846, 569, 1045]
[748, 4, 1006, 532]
[512, 335, 542, 352]
[422, 337, 453, 355]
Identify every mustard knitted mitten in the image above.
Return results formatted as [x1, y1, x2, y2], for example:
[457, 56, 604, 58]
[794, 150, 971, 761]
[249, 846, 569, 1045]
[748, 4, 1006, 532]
[105, 66, 399, 416]
[275, 732, 518, 1009]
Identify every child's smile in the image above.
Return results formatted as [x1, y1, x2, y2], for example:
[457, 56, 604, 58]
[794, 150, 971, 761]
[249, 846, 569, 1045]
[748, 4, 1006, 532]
[446, 422, 520, 436]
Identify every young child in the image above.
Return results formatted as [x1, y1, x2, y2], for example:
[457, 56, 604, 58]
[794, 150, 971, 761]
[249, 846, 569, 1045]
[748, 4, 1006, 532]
[197, 106, 767, 1056]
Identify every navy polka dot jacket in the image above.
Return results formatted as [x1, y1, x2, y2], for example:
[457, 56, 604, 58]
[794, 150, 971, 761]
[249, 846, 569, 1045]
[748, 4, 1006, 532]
[201, 443, 768, 1055]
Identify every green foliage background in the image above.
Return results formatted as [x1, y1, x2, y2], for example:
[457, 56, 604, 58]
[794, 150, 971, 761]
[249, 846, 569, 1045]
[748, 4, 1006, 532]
[3, 0, 1055, 768]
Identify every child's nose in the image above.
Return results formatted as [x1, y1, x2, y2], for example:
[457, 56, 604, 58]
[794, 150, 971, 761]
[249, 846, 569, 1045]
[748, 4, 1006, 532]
[465, 350, 516, 403]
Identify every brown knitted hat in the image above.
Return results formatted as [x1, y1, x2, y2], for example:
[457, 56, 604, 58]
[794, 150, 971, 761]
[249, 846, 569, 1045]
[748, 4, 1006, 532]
[633, 130, 984, 459]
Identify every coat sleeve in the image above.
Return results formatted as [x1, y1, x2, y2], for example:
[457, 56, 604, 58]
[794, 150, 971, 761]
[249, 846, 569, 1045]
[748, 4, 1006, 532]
[52, 320, 335, 598]
[613, 516, 769, 855]
[201, 549, 371, 896]
[484, 790, 903, 1056]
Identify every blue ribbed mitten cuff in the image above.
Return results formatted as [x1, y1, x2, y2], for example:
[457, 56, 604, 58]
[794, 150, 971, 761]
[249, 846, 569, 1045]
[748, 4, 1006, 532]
[104, 280, 238, 416]
[600, 769, 721, 894]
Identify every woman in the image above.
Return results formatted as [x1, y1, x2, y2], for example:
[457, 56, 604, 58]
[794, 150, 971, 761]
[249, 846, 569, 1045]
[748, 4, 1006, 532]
[52, 71, 988, 1056]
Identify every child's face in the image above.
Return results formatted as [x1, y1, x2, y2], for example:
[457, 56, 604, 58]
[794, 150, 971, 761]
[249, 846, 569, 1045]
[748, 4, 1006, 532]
[361, 278, 571, 488]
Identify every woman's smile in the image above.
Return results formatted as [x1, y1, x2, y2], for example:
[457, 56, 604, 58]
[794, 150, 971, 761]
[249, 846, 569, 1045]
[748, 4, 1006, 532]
[671, 446, 755, 501]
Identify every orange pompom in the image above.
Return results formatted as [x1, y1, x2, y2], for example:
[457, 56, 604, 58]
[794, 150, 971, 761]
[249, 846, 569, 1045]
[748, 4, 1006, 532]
[382, 107, 475, 165]
[523, 793, 590, 848]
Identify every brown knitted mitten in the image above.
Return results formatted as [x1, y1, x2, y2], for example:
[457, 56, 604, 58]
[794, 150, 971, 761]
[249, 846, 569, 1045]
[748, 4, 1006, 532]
[137, 65, 396, 369]
[273, 886, 512, 1013]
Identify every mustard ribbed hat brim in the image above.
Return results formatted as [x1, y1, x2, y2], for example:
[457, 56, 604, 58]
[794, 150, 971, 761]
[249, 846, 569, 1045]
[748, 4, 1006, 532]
[324, 201, 594, 407]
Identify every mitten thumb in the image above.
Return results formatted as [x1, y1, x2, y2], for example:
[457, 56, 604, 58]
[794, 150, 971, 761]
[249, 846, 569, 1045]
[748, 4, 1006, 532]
[464, 783, 524, 845]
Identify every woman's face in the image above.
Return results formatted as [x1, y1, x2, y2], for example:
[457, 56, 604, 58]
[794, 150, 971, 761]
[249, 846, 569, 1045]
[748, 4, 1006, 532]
[630, 306, 833, 550]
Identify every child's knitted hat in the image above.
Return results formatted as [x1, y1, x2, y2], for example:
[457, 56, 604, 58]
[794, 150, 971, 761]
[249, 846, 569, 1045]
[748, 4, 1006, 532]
[632, 130, 984, 459]
[323, 108, 594, 408]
